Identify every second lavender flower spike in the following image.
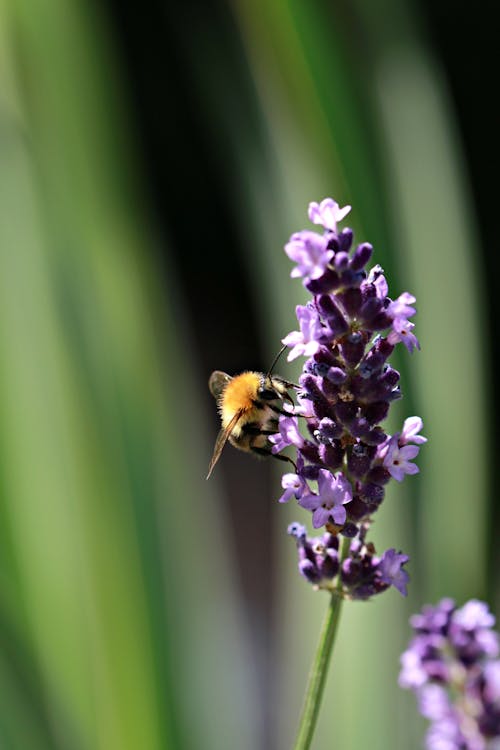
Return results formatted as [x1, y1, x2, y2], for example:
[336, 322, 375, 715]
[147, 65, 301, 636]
[400, 599, 500, 749]
[275, 197, 427, 599]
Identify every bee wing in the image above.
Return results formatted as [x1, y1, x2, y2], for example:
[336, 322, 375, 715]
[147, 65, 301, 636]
[208, 370, 232, 400]
[206, 409, 243, 480]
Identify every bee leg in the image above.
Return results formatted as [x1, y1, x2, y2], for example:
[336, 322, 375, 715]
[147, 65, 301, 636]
[251, 446, 297, 471]
[283, 390, 297, 406]
[267, 404, 294, 417]
[242, 424, 298, 470]
[242, 425, 277, 436]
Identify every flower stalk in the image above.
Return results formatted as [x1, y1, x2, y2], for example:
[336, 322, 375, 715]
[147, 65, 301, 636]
[293, 535, 350, 750]
[292, 592, 343, 750]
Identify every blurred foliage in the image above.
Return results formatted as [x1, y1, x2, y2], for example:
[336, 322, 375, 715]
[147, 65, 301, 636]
[0, 0, 492, 749]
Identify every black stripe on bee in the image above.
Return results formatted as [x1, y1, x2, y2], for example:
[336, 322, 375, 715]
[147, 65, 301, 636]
[258, 387, 280, 400]
[241, 422, 278, 437]
[251, 400, 266, 410]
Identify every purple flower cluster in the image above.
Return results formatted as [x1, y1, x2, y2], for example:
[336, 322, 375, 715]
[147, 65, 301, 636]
[288, 522, 409, 598]
[276, 198, 426, 598]
[400, 599, 500, 749]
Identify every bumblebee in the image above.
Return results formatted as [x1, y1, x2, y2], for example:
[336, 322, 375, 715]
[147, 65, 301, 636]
[206, 370, 296, 479]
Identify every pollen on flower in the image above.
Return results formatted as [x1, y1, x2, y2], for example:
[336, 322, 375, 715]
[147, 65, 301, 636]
[338, 389, 354, 402]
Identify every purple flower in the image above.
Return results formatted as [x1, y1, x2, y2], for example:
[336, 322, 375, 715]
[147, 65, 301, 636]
[418, 684, 452, 721]
[299, 470, 352, 528]
[425, 715, 467, 750]
[287, 521, 307, 542]
[387, 317, 420, 353]
[294, 393, 315, 418]
[449, 600, 499, 661]
[452, 600, 496, 631]
[282, 304, 323, 361]
[284, 231, 333, 283]
[378, 548, 410, 596]
[484, 661, 500, 704]
[399, 648, 429, 689]
[279, 472, 309, 503]
[287, 523, 340, 585]
[367, 264, 389, 298]
[400, 416, 428, 445]
[386, 292, 417, 321]
[410, 598, 455, 633]
[308, 198, 351, 232]
[269, 415, 305, 454]
[381, 435, 420, 481]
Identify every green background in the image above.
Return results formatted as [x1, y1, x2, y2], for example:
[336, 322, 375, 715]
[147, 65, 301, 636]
[0, 0, 496, 748]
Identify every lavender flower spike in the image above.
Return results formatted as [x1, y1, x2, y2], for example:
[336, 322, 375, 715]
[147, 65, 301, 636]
[277, 196, 425, 603]
[400, 599, 500, 749]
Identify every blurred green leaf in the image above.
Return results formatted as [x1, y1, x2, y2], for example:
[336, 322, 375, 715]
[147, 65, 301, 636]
[0, 1, 259, 748]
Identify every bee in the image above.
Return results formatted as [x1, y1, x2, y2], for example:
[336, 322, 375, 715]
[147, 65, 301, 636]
[206, 369, 297, 479]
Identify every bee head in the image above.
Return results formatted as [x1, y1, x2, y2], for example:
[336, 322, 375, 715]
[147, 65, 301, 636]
[258, 375, 294, 404]
[257, 375, 279, 401]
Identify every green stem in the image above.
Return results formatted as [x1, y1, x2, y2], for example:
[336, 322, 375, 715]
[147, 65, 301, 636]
[292, 581, 345, 750]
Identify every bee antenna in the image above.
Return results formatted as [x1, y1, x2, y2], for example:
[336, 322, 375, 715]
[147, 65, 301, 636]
[266, 344, 287, 378]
